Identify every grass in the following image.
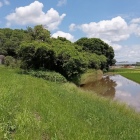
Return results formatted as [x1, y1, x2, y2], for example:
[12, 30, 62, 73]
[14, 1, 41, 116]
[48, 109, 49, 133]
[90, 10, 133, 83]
[1, 66, 140, 139]
[79, 69, 103, 85]
[109, 68, 140, 84]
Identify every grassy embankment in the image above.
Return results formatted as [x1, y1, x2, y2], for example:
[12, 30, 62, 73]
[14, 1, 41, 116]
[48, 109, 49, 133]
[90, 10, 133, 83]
[79, 69, 103, 85]
[109, 68, 140, 84]
[1, 66, 140, 139]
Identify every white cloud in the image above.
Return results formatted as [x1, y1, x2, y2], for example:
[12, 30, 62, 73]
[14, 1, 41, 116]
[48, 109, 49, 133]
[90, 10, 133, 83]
[57, 0, 67, 7]
[52, 31, 74, 42]
[78, 16, 130, 43]
[129, 23, 140, 36]
[131, 18, 140, 24]
[70, 16, 140, 44]
[115, 44, 140, 62]
[69, 23, 77, 31]
[6, 1, 66, 30]
[110, 43, 122, 51]
[76, 16, 140, 42]
[0, 2, 3, 7]
[0, 0, 10, 7]
[97, 39, 122, 51]
[70, 16, 140, 62]
[4, 0, 10, 5]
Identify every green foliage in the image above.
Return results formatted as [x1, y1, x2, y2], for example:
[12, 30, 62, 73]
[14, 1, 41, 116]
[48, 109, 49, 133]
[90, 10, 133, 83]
[0, 28, 27, 57]
[26, 25, 51, 42]
[75, 37, 115, 69]
[19, 39, 88, 80]
[19, 43, 36, 69]
[83, 51, 107, 69]
[34, 46, 55, 70]
[4, 56, 16, 68]
[22, 70, 67, 83]
[52, 39, 88, 79]
[19, 42, 55, 70]
[0, 25, 116, 80]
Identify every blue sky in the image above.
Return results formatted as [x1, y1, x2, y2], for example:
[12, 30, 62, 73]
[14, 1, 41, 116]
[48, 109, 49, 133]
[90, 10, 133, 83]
[1, 0, 140, 62]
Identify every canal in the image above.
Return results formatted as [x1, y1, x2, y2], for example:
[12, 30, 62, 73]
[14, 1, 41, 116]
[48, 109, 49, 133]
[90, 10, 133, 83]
[81, 75, 140, 112]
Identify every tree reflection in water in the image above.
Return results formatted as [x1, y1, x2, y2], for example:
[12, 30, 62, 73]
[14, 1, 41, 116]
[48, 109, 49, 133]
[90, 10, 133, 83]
[80, 76, 117, 99]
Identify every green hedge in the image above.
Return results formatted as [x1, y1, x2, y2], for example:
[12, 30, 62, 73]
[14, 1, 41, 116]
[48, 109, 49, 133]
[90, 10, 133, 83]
[21, 70, 67, 83]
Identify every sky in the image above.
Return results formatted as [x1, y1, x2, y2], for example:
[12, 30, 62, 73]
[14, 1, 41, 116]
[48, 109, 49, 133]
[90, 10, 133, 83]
[0, 0, 140, 62]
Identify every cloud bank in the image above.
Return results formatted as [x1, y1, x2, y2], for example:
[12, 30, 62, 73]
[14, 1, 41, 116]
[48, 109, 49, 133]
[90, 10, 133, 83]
[6, 1, 66, 30]
[70, 16, 130, 43]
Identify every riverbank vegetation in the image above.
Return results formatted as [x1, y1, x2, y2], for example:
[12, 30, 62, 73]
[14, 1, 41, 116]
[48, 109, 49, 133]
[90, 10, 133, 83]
[79, 69, 103, 85]
[1, 66, 140, 139]
[0, 25, 115, 82]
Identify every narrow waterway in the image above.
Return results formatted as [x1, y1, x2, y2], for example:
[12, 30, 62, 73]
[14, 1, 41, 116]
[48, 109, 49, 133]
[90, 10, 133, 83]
[81, 75, 140, 112]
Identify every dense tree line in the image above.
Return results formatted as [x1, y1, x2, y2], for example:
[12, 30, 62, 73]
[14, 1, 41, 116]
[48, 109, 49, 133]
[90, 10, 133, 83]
[0, 25, 115, 80]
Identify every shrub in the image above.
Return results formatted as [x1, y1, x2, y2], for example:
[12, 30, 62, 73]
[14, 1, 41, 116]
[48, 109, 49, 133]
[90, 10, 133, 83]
[4, 56, 16, 68]
[22, 70, 67, 83]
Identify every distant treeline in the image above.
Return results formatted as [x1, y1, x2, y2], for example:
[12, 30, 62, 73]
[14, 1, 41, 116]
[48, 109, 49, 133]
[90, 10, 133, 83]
[0, 25, 115, 80]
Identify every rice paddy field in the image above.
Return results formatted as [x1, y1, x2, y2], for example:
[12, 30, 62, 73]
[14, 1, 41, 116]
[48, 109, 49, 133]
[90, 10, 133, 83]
[110, 68, 140, 84]
[1, 66, 140, 139]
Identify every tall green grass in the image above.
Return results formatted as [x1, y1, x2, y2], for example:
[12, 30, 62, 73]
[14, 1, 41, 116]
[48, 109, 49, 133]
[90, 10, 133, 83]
[0, 66, 140, 139]
[79, 69, 103, 85]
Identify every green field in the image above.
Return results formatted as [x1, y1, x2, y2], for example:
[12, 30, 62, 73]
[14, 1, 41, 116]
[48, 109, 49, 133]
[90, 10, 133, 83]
[110, 68, 140, 84]
[120, 73, 140, 84]
[1, 66, 140, 140]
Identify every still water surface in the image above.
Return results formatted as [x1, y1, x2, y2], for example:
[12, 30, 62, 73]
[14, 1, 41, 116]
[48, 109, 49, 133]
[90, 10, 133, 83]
[81, 75, 140, 112]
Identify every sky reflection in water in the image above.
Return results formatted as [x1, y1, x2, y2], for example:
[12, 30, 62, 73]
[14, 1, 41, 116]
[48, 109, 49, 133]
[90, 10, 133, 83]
[82, 75, 140, 112]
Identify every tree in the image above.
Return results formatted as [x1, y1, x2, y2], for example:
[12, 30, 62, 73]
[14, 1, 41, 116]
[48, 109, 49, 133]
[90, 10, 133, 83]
[19, 43, 36, 69]
[3, 28, 13, 39]
[75, 37, 115, 69]
[0, 32, 7, 55]
[52, 39, 88, 80]
[26, 25, 51, 42]
[0, 28, 26, 57]
[0, 25, 115, 81]
[34, 46, 55, 70]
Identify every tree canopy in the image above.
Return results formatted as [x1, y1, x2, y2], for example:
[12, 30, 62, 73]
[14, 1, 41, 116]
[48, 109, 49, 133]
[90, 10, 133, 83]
[0, 25, 116, 80]
[75, 37, 116, 69]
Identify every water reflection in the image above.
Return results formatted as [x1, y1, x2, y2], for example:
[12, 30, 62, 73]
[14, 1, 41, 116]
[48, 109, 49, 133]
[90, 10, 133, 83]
[81, 75, 140, 112]
[81, 76, 117, 99]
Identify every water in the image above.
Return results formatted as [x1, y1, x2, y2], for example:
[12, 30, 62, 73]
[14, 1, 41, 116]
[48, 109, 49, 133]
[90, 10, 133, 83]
[81, 75, 140, 112]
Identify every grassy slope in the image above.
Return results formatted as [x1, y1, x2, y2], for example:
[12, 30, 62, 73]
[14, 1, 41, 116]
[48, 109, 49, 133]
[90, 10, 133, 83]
[0, 67, 140, 139]
[79, 69, 103, 85]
